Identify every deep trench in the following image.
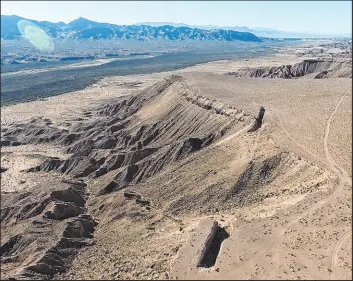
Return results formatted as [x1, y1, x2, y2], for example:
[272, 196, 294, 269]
[198, 226, 230, 268]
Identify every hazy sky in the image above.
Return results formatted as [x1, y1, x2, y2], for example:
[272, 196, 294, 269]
[1, 1, 352, 34]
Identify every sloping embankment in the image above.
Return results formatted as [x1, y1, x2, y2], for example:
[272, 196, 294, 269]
[227, 59, 352, 79]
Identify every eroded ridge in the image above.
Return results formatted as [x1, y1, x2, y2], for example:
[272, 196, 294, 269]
[1, 76, 252, 197]
[1, 180, 96, 280]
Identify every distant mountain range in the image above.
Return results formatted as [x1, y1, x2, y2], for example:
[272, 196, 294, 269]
[137, 22, 352, 38]
[0, 15, 262, 42]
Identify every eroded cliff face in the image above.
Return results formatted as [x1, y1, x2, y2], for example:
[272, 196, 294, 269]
[227, 59, 352, 79]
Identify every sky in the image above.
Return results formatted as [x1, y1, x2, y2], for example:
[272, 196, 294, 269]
[1, 1, 352, 34]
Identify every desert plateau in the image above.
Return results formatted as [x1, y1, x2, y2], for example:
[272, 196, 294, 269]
[1, 38, 352, 280]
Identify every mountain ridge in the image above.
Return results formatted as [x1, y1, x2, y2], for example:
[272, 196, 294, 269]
[136, 21, 352, 38]
[0, 15, 262, 42]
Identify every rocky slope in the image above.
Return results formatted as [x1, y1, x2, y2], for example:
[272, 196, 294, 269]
[227, 59, 352, 79]
[1, 179, 96, 279]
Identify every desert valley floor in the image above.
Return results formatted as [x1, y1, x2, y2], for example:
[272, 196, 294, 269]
[1, 45, 352, 280]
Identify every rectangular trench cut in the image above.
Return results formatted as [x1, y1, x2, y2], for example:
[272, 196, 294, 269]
[197, 224, 230, 268]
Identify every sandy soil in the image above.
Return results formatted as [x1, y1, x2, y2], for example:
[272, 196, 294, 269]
[1, 144, 66, 193]
[181, 73, 352, 171]
[178, 54, 303, 75]
[1, 45, 351, 280]
[328, 93, 352, 177]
